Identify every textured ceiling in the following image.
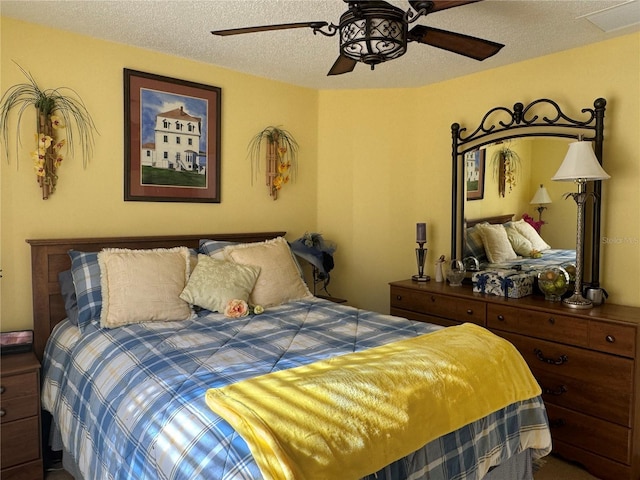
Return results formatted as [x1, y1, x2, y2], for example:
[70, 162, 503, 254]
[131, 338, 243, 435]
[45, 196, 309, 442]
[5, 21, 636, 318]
[1, 0, 639, 90]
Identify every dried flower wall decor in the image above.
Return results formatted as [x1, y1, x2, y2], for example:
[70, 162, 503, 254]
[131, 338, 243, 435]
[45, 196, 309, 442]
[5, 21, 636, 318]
[490, 142, 520, 197]
[0, 63, 97, 199]
[248, 126, 298, 199]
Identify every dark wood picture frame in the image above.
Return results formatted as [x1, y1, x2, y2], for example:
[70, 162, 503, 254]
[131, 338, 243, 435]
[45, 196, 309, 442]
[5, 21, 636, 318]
[465, 149, 485, 201]
[124, 69, 221, 202]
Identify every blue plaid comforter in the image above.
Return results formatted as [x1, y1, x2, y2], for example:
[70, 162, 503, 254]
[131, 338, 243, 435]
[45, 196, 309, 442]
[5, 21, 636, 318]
[41, 298, 551, 480]
[485, 248, 576, 270]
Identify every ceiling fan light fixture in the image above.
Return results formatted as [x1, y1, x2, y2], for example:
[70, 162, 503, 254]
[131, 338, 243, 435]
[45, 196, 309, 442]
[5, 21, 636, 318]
[339, 3, 408, 69]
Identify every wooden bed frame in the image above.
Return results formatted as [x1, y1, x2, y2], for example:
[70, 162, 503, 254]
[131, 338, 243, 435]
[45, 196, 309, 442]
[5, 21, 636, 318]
[466, 213, 515, 228]
[26, 232, 285, 360]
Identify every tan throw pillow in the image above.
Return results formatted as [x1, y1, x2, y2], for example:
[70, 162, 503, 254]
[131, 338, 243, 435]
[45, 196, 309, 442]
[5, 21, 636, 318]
[505, 224, 534, 257]
[180, 255, 261, 312]
[477, 223, 518, 263]
[98, 247, 192, 328]
[513, 219, 551, 251]
[223, 237, 312, 307]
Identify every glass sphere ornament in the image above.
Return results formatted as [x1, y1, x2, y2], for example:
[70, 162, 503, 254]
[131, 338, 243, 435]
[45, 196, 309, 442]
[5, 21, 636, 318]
[537, 266, 570, 302]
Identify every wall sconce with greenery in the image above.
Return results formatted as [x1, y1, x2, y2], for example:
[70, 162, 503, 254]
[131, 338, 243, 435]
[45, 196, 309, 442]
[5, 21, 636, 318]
[0, 64, 97, 199]
[491, 142, 521, 197]
[248, 126, 298, 200]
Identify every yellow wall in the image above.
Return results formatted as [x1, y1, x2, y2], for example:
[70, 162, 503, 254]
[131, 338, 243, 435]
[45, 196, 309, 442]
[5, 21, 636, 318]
[319, 33, 640, 312]
[0, 17, 319, 330]
[2, 16, 639, 331]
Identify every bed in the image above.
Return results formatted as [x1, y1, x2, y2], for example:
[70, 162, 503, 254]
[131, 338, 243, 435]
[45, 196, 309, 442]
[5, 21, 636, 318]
[28, 232, 551, 480]
[463, 214, 576, 272]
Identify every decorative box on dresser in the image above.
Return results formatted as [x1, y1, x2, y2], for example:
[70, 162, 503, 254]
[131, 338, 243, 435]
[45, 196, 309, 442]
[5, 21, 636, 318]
[0, 352, 43, 480]
[390, 279, 640, 480]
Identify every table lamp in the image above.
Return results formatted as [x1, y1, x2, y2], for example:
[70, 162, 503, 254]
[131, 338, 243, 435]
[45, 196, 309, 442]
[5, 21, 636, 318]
[551, 140, 610, 309]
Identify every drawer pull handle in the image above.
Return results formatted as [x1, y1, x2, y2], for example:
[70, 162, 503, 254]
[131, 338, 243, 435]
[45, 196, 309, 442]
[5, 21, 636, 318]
[396, 295, 402, 301]
[466, 309, 473, 315]
[542, 384, 568, 396]
[548, 317, 556, 325]
[0, 409, 5, 417]
[0, 386, 4, 394]
[430, 296, 436, 302]
[534, 348, 568, 365]
[497, 315, 505, 321]
[606, 335, 615, 343]
[549, 418, 565, 429]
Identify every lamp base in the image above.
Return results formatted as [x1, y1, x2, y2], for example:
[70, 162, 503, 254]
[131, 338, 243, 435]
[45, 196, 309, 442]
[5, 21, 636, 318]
[412, 274, 430, 282]
[562, 293, 593, 309]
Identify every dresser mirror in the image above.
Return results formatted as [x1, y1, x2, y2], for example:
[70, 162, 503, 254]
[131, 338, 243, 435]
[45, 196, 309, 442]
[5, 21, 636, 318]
[451, 98, 606, 287]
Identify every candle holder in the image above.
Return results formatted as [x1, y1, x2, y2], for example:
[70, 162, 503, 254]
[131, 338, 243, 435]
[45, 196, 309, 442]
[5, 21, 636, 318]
[412, 242, 430, 282]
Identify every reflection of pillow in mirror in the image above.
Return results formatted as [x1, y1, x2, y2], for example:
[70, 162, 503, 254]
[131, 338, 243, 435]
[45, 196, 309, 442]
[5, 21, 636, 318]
[505, 225, 534, 256]
[464, 224, 488, 262]
[477, 224, 518, 263]
[513, 219, 551, 251]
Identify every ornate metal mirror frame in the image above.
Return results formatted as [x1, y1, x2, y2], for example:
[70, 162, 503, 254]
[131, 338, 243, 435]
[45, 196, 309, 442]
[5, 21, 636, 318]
[451, 98, 606, 287]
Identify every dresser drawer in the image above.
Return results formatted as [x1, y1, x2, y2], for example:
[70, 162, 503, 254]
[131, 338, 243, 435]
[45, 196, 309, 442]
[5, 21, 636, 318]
[391, 287, 486, 325]
[0, 371, 38, 400]
[589, 320, 636, 358]
[390, 308, 459, 327]
[487, 304, 588, 347]
[499, 332, 634, 425]
[0, 394, 39, 424]
[546, 403, 631, 465]
[1, 459, 44, 480]
[0, 416, 41, 469]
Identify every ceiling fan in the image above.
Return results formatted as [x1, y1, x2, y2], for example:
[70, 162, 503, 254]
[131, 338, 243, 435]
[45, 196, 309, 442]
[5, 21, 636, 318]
[211, 0, 504, 76]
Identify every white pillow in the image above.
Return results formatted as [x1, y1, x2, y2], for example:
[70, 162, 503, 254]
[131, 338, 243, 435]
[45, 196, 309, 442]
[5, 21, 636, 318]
[180, 255, 260, 312]
[98, 247, 192, 328]
[505, 224, 534, 257]
[476, 224, 518, 263]
[223, 237, 312, 307]
[513, 219, 551, 251]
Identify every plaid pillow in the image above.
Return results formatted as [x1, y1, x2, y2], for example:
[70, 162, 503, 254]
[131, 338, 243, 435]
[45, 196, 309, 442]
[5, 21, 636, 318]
[68, 250, 102, 332]
[199, 239, 237, 256]
[464, 225, 488, 263]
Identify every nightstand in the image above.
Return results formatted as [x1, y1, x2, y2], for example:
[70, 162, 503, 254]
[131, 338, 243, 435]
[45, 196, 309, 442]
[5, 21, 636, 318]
[317, 294, 347, 304]
[1, 352, 43, 480]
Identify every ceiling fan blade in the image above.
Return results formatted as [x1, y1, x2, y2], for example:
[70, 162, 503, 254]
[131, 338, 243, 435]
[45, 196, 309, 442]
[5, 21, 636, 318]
[409, 25, 504, 60]
[421, 0, 483, 14]
[212, 21, 327, 36]
[327, 55, 358, 76]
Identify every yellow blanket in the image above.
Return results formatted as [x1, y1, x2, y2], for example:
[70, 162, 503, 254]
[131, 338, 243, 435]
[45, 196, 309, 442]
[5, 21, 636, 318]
[205, 323, 541, 480]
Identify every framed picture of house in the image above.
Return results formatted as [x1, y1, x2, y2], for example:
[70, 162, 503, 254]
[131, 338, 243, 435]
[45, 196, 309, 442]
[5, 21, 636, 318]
[465, 149, 485, 201]
[124, 69, 221, 202]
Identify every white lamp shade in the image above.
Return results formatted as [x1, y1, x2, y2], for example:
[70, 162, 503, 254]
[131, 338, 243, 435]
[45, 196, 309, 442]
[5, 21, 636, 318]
[530, 184, 552, 205]
[552, 141, 610, 181]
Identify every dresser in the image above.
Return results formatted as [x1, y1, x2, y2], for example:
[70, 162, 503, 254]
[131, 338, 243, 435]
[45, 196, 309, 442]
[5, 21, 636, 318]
[0, 352, 43, 480]
[389, 279, 640, 480]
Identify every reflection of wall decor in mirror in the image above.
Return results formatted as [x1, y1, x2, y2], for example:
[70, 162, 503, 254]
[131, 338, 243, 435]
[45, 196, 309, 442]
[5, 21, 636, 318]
[464, 150, 485, 200]
[451, 98, 606, 288]
[490, 142, 521, 197]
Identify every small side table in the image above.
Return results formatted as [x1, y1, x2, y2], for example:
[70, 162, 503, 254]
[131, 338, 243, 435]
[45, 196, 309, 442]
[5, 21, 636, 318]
[1, 352, 43, 480]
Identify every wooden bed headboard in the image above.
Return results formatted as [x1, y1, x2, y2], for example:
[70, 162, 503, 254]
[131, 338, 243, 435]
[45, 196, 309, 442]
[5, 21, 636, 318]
[465, 213, 514, 228]
[26, 231, 285, 360]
